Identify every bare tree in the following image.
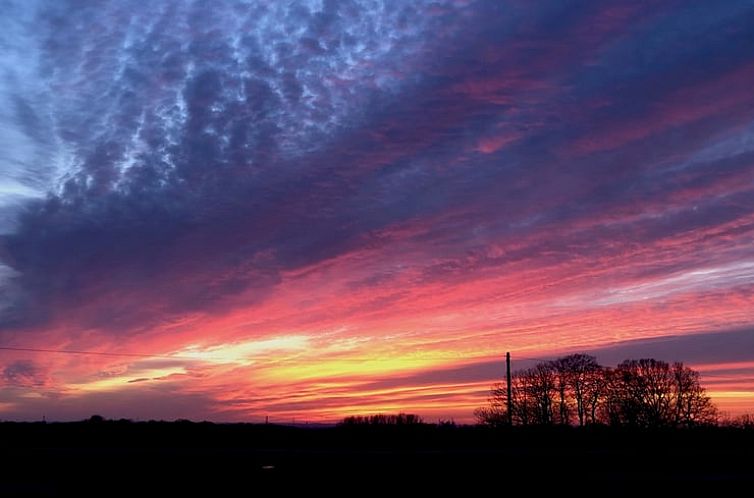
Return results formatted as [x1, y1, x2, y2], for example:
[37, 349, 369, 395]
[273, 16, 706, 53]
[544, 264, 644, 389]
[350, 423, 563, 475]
[474, 382, 508, 427]
[672, 362, 717, 427]
[550, 357, 572, 425]
[511, 372, 535, 426]
[557, 354, 601, 426]
[602, 367, 624, 426]
[724, 414, 754, 429]
[583, 365, 607, 424]
[520, 364, 557, 425]
[340, 413, 424, 426]
[612, 359, 715, 428]
[613, 359, 676, 427]
[475, 355, 717, 428]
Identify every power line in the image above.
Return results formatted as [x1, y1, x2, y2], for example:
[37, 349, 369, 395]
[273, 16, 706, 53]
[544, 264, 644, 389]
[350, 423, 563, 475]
[0, 346, 185, 360]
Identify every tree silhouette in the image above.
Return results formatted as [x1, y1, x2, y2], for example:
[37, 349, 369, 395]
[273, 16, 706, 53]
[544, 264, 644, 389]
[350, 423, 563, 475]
[561, 354, 601, 426]
[672, 362, 717, 427]
[550, 357, 572, 425]
[340, 413, 424, 426]
[473, 382, 508, 427]
[550, 354, 601, 426]
[476, 355, 717, 428]
[610, 359, 716, 427]
[611, 359, 675, 427]
[527, 363, 557, 425]
[583, 364, 608, 424]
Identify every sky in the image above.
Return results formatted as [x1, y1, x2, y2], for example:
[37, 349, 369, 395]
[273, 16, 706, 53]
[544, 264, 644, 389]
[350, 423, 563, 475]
[0, 0, 753, 423]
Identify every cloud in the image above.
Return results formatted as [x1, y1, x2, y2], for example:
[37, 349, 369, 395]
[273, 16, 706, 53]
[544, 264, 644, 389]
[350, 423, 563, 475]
[587, 327, 754, 366]
[0, 0, 486, 332]
[126, 377, 150, 384]
[2, 359, 50, 387]
[1, 0, 754, 420]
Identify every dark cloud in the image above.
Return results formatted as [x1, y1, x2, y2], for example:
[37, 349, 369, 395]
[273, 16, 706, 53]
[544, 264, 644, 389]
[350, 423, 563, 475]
[2, 360, 49, 387]
[360, 327, 754, 393]
[1, 0, 754, 339]
[127, 378, 150, 384]
[588, 327, 754, 366]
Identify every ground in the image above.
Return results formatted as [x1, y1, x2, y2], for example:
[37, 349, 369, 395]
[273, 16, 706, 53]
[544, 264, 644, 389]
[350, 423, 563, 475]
[2, 421, 753, 494]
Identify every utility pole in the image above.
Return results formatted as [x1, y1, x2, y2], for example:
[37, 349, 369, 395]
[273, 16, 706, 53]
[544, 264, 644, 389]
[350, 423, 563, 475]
[506, 352, 512, 426]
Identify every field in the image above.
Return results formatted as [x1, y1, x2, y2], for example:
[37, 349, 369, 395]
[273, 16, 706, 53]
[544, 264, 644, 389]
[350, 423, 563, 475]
[1, 421, 753, 494]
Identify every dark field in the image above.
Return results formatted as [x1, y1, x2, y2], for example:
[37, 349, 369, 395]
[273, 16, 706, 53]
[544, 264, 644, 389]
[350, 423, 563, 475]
[2, 421, 753, 495]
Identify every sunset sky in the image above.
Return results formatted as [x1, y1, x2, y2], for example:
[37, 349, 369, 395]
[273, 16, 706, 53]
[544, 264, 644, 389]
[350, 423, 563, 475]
[1, 0, 753, 422]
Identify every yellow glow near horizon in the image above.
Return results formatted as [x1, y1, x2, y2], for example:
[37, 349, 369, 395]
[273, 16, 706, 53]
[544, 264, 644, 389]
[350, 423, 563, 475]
[72, 367, 187, 393]
[174, 335, 311, 364]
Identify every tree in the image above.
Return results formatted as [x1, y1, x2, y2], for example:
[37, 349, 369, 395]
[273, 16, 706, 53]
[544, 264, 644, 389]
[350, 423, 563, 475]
[569, 354, 600, 426]
[583, 365, 608, 424]
[517, 364, 557, 425]
[475, 354, 717, 428]
[613, 359, 675, 427]
[550, 357, 573, 425]
[339, 413, 425, 426]
[600, 367, 622, 426]
[510, 371, 535, 425]
[672, 362, 717, 427]
[612, 359, 716, 428]
[724, 414, 754, 429]
[474, 382, 508, 427]
[554, 354, 601, 426]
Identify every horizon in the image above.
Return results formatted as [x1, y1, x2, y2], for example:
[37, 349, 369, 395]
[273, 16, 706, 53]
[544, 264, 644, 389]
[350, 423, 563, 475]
[1, 0, 754, 423]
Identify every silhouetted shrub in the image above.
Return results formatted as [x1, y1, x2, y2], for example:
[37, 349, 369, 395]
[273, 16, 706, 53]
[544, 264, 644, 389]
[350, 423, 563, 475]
[338, 413, 424, 426]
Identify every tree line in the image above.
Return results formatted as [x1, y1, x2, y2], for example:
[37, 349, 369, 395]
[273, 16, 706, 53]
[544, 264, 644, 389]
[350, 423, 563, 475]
[475, 354, 717, 428]
[339, 413, 424, 426]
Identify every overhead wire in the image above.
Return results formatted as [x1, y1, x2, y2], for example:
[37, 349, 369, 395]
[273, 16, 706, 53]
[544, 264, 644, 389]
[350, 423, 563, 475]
[0, 345, 191, 360]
